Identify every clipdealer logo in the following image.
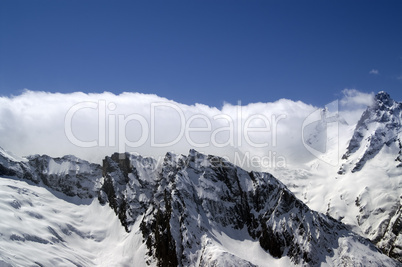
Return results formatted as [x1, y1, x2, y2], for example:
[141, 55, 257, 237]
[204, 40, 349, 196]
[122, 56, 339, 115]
[64, 100, 288, 169]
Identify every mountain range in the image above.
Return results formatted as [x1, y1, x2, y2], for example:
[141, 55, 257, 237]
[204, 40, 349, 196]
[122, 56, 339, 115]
[1, 91, 402, 266]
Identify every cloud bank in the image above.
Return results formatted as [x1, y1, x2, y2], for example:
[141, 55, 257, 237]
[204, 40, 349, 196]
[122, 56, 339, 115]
[0, 89, 374, 171]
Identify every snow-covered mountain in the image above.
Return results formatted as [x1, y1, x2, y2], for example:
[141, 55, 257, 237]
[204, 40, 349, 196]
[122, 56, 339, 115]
[0, 147, 399, 266]
[274, 91, 402, 263]
[337, 91, 402, 261]
[340, 91, 402, 173]
[2, 91, 402, 266]
[100, 149, 399, 266]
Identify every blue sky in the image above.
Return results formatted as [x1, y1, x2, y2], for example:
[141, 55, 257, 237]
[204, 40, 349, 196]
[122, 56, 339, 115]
[1, 0, 401, 107]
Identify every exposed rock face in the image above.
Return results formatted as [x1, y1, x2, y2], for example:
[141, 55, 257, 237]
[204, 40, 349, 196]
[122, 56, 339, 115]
[0, 148, 101, 198]
[100, 149, 396, 266]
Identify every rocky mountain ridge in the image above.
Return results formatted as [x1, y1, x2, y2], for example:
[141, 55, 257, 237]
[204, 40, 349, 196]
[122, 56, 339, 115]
[0, 148, 101, 198]
[0, 147, 399, 266]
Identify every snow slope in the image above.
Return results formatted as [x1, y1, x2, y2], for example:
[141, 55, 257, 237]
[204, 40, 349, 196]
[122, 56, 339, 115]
[0, 176, 147, 266]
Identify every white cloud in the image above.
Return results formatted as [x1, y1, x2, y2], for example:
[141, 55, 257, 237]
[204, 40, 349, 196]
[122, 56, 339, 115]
[338, 89, 374, 125]
[369, 69, 379, 75]
[0, 90, 371, 171]
[340, 89, 374, 108]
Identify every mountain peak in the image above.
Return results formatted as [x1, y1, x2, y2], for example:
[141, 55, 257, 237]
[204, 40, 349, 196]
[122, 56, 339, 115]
[340, 91, 402, 171]
[375, 91, 395, 109]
